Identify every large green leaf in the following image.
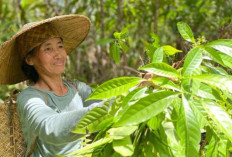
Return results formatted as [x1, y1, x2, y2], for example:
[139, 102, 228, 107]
[177, 22, 195, 43]
[203, 47, 225, 66]
[114, 91, 180, 127]
[206, 39, 232, 57]
[196, 84, 220, 100]
[202, 100, 232, 142]
[189, 74, 232, 93]
[120, 87, 148, 109]
[219, 53, 232, 69]
[206, 135, 218, 157]
[182, 47, 203, 76]
[139, 62, 180, 79]
[151, 127, 175, 157]
[152, 47, 163, 63]
[191, 100, 208, 128]
[86, 77, 142, 100]
[113, 136, 134, 156]
[176, 94, 201, 157]
[72, 106, 109, 134]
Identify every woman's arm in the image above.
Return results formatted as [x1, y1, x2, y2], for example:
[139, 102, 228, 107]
[17, 92, 102, 145]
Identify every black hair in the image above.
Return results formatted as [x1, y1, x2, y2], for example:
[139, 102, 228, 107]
[21, 48, 39, 83]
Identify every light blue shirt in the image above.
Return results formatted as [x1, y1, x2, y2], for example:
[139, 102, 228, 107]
[17, 80, 103, 157]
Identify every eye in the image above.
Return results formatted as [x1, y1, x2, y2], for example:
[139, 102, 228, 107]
[44, 47, 51, 51]
[58, 44, 64, 48]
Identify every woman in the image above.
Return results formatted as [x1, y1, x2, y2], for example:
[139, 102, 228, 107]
[0, 15, 104, 157]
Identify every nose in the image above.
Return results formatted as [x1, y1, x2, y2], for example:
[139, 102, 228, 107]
[53, 48, 63, 57]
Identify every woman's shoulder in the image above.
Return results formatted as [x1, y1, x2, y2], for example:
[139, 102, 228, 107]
[64, 79, 92, 98]
[64, 79, 90, 90]
[17, 86, 46, 102]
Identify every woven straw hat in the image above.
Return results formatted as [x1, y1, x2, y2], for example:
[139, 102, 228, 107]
[0, 14, 90, 84]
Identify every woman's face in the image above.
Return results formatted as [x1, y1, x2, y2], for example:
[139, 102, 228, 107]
[26, 37, 67, 78]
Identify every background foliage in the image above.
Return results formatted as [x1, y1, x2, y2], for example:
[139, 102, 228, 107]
[0, 0, 232, 101]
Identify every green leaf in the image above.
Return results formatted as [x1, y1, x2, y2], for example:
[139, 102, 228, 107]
[114, 91, 180, 127]
[119, 40, 129, 53]
[107, 126, 138, 140]
[147, 113, 164, 131]
[162, 45, 182, 55]
[152, 47, 163, 63]
[95, 38, 114, 45]
[150, 32, 161, 48]
[72, 106, 109, 134]
[139, 62, 180, 79]
[151, 127, 174, 157]
[163, 121, 183, 156]
[67, 137, 113, 156]
[151, 77, 181, 92]
[182, 47, 203, 76]
[110, 42, 120, 64]
[120, 87, 148, 109]
[219, 53, 232, 69]
[177, 22, 195, 43]
[206, 39, 232, 57]
[203, 47, 225, 66]
[189, 74, 232, 93]
[206, 135, 218, 157]
[113, 136, 134, 156]
[191, 100, 208, 128]
[197, 84, 220, 100]
[87, 77, 142, 100]
[177, 94, 201, 157]
[202, 100, 232, 142]
[144, 41, 156, 61]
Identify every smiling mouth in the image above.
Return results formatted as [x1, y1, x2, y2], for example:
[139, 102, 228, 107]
[54, 61, 65, 66]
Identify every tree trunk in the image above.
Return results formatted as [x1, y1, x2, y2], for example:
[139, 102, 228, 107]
[153, 0, 159, 34]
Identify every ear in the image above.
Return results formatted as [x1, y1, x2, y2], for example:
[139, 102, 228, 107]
[25, 56, 34, 66]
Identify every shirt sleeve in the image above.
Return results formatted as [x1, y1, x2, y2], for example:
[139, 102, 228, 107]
[74, 81, 102, 107]
[17, 90, 103, 145]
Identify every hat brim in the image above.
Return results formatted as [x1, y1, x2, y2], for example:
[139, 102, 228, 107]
[0, 15, 90, 84]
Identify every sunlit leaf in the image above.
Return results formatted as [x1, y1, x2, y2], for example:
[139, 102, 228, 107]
[189, 74, 232, 93]
[177, 22, 196, 43]
[152, 47, 163, 63]
[151, 77, 181, 91]
[87, 77, 142, 100]
[114, 91, 180, 126]
[108, 126, 138, 140]
[177, 94, 201, 157]
[206, 39, 232, 57]
[72, 106, 109, 134]
[206, 135, 218, 157]
[182, 47, 203, 76]
[203, 47, 225, 66]
[162, 45, 182, 55]
[139, 62, 180, 79]
[202, 100, 232, 142]
[113, 136, 134, 156]
[67, 137, 113, 156]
